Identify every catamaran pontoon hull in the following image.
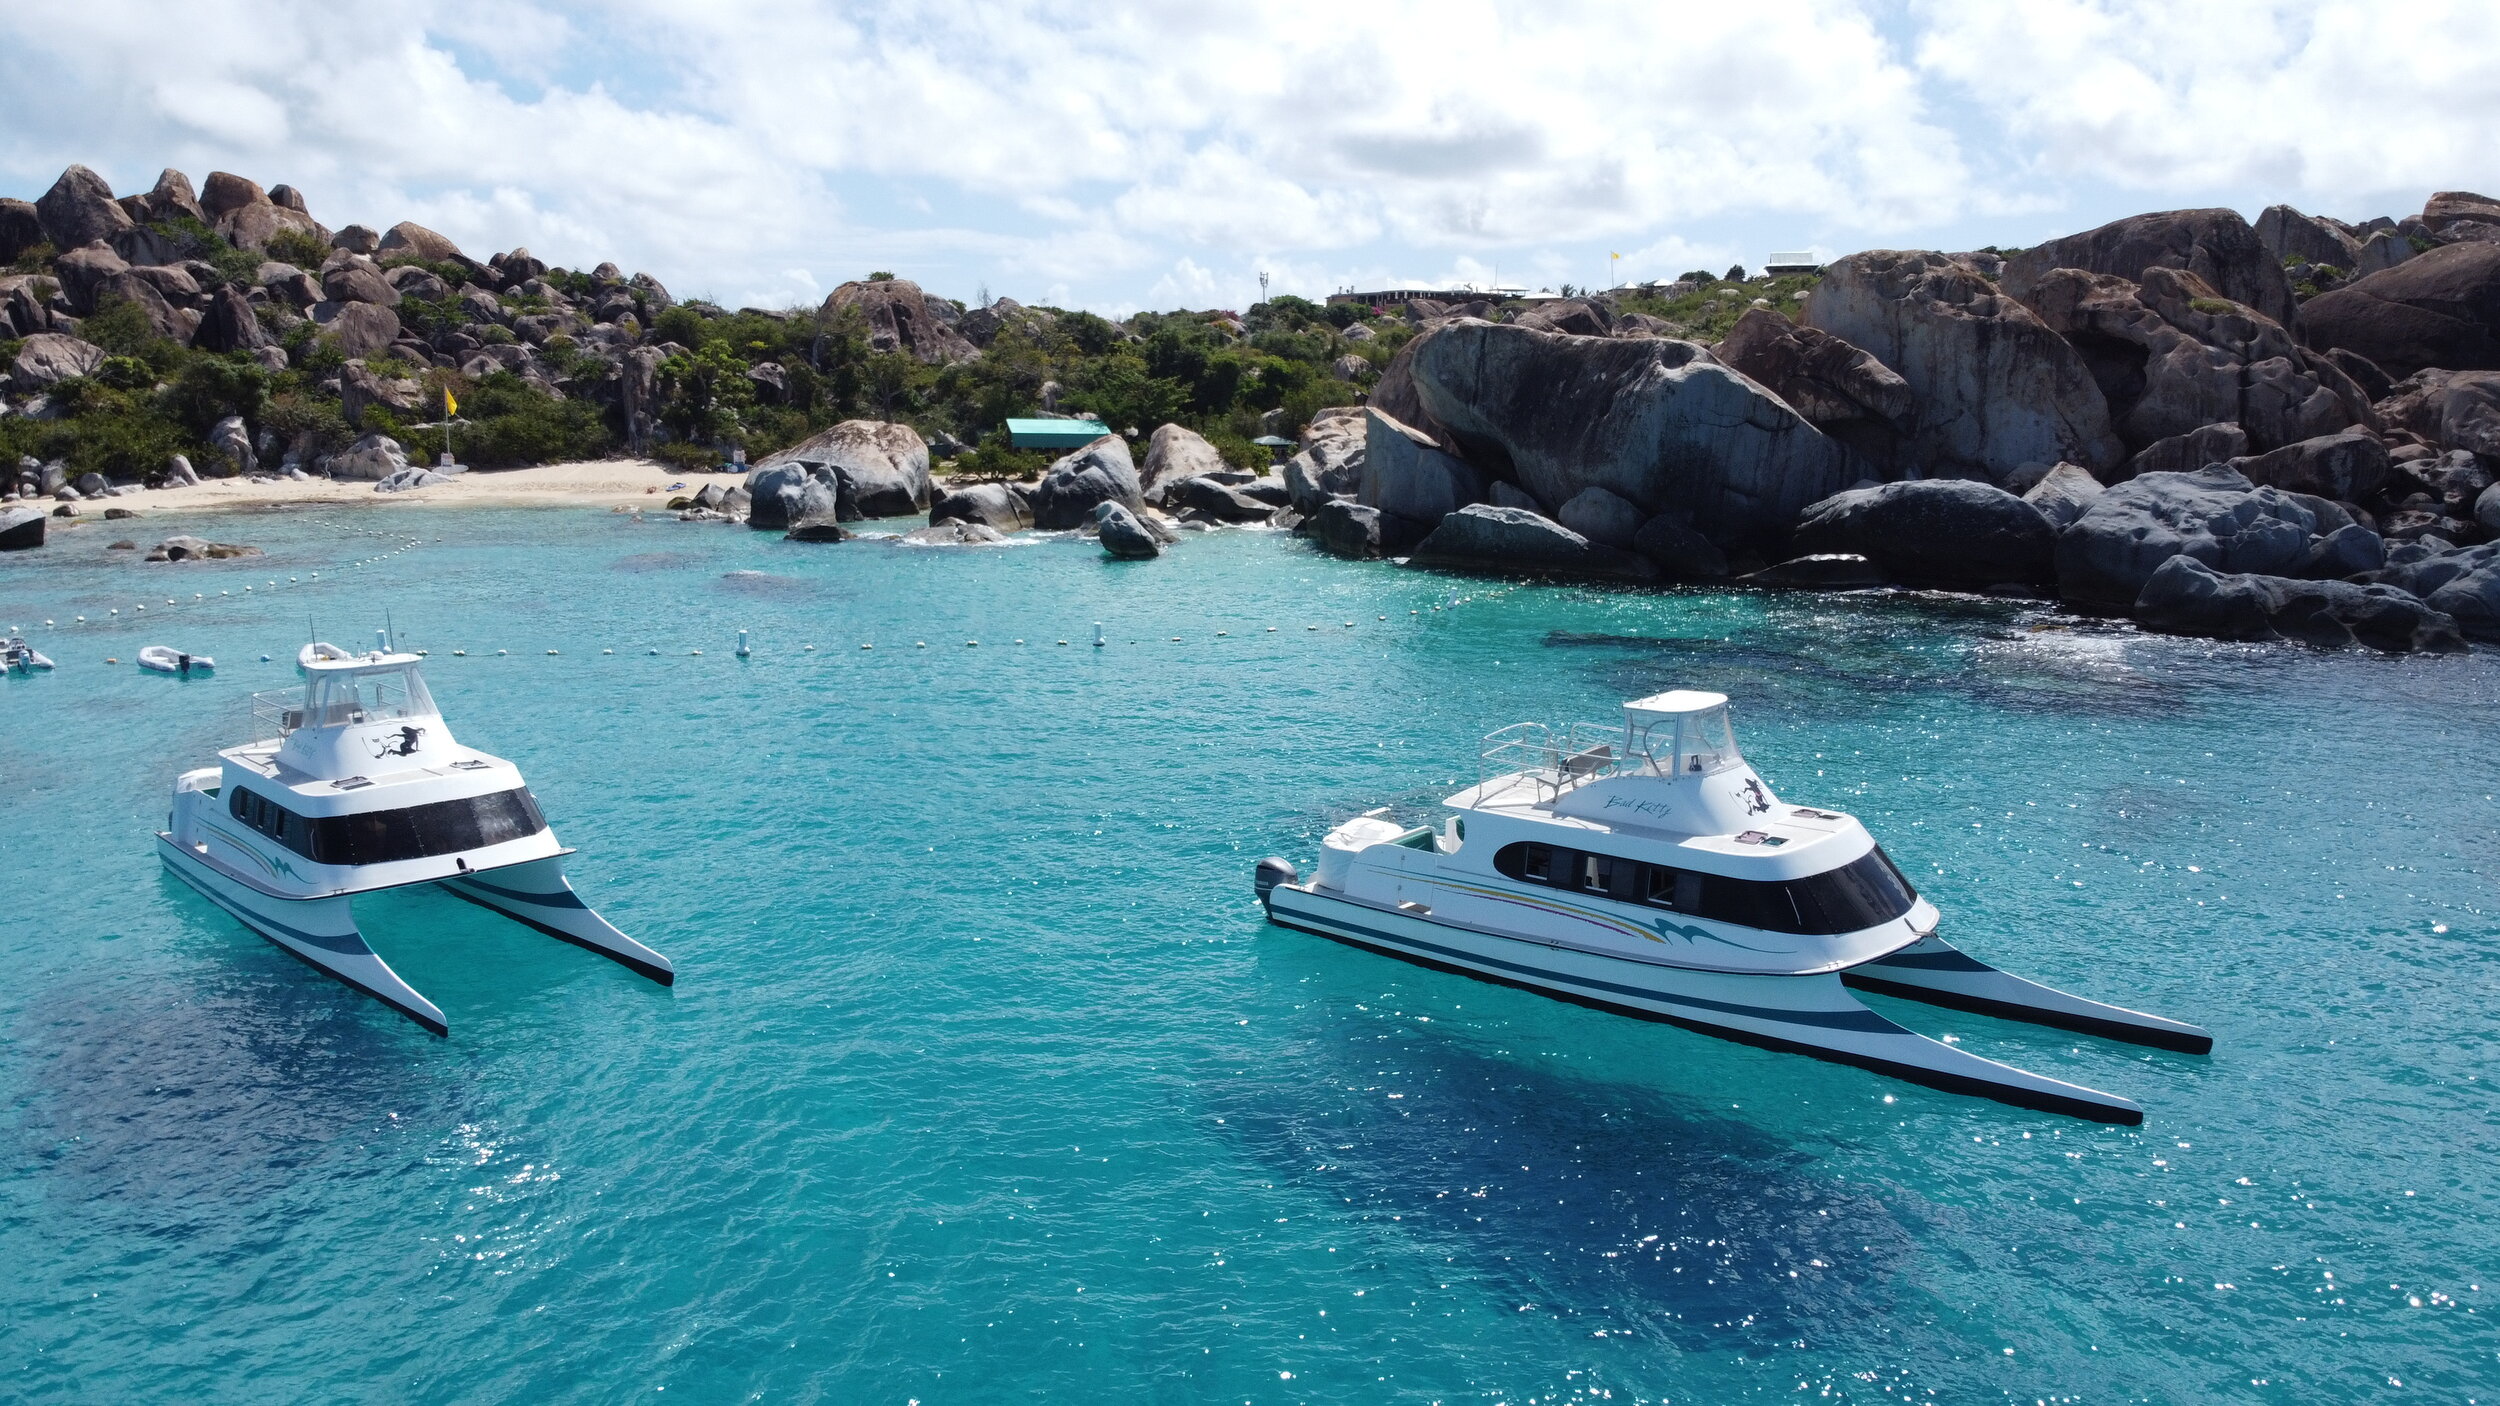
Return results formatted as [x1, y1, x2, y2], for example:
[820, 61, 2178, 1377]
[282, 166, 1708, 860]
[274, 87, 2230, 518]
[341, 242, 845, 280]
[1264, 881, 2148, 1124]
[158, 834, 667, 1035]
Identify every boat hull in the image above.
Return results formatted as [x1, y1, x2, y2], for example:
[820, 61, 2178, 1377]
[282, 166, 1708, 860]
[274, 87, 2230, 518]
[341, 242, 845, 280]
[1841, 934, 2212, 1053]
[158, 836, 447, 1035]
[440, 856, 674, 985]
[1265, 883, 2145, 1124]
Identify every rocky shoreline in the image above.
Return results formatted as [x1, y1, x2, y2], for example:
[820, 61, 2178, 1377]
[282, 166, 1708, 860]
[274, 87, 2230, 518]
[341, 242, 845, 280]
[7, 160, 2500, 653]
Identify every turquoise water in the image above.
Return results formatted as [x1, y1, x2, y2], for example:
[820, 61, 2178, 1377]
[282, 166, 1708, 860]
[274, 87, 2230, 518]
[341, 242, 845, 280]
[3, 504, 2495, 1403]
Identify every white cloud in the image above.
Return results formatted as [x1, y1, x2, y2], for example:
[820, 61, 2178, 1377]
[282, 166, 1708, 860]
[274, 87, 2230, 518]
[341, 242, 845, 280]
[0, 1, 2492, 312]
[1912, 0, 2500, 211]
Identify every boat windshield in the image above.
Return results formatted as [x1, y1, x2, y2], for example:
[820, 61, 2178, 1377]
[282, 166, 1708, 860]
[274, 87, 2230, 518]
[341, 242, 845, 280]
[1627, 703, 1742, 777]
[302, 665, 436, 730]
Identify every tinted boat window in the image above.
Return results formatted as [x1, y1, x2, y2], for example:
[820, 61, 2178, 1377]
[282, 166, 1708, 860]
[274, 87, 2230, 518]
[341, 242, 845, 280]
[228, 787, 547, 866]
[1491, 841, 1917, 936]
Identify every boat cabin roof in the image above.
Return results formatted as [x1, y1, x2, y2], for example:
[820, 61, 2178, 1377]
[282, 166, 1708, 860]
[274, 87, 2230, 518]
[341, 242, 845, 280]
[1622, 689, 1728, 720]
[302, 645, 426, 676]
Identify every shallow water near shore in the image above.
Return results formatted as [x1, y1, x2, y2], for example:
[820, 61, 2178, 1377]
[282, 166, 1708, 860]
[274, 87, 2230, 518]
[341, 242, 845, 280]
[3, 506, 2496, 1403]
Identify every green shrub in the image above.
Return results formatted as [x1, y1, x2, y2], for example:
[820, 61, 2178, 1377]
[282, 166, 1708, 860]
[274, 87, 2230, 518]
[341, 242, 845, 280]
[81, 298, 166, 357]
[263, 228, 330, 271]
[96, 356, 156, 391]
[9, 241, 55, 275]
[946, 438, 1053, 482]
[651, 441, 719, 472]
[650, 304, 709, 349]
[165, 356, 271, 436]
[31, 379, 201, 480]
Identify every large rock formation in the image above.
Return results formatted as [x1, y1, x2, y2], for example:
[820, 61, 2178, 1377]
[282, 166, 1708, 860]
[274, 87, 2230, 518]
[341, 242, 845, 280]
[753, 420, 932, 519]
[1139, 423, 1228, 504]
[1309, 499, 1384, 558]
[1792, 479, 2057, 589]
[1713, 307, 1914, 464]
[134, 169, 205, 226]
[1555, 485, 1646, 550]
[2255, 204, 2364, 273]
[10, 332, 105, 391]
[321, 253, 399, 306]
[1093, 501, 1163, 559]
[200, 171, 323, 251]
[2004, 208, 2297, 328]
[2124, 422, 2250, 478]
[193, 284, 266, 353]
[321, 434, 410, 481]
[378, 221, 462, 263]
[34, 165, 132, 252]
[2054, 465, 2364, 608]
[0, 507, 47, 551]
[2134, 556, 2461, 652]
[95, 268, 198, 343]
[819, 278, 975, 363]
[2021, 266, 2371, 454]
[2015, 463, 2107, 529]
[742, 463, 814, 531]
[1394, 320, 1857, 550]
[2371, 541, 2500, 640]
[1028, 435, 1143, 529]
[930, 483, 1032, 532]
[314, 301, 402, 358]
[2376, 369, 2500, 461]
[1166, 475, 1274, 523]
[1405, 503, 1656, 581]
[1282, 414, 1365, 512]
[1804, 251, 2123, 480]
[2422, 191, 2500, 244]
[1514, 299, 1612, 336]
[2227, 431, 2391, 502]
[2300, 243, 2500, 376]
[0, 199, 45, 264]
[1358, 407, 1481, 533]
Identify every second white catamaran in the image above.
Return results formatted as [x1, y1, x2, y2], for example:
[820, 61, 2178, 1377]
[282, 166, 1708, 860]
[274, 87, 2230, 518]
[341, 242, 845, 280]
[1255, 690, 2208, 1123]
[157, 640, 671, 1033]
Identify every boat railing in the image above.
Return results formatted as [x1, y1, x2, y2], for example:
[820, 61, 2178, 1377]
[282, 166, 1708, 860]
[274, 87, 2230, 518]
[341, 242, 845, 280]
[249, 687, 309, 738]
[1478, 721, 1625, 802]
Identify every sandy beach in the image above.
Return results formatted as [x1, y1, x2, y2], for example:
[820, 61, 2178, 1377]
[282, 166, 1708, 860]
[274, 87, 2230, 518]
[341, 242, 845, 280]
[64, 460, 720, 518]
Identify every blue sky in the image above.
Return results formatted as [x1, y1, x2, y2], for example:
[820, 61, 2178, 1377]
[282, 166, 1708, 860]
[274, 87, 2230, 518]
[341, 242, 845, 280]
[2, 0, 2493, 315]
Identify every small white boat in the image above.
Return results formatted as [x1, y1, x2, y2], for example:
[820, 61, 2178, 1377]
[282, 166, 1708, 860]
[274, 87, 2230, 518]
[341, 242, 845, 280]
[1254, 691, 2209, 1123]
[138, 644, 213, 675]
[157, 641, 670, 1033]
[1, 636, 53, 672]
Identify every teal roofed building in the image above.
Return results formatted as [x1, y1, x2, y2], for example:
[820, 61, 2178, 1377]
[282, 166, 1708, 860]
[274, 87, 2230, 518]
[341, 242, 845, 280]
[1005, 418, 1113, 450]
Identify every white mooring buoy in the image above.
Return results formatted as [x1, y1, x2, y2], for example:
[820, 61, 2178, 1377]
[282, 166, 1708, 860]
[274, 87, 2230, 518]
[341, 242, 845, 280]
[736, 629, 751, 658]
[1093, 622, 1106, 648]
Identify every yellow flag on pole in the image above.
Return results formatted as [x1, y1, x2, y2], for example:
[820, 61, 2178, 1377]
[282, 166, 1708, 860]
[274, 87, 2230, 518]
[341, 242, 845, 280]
[445, 387, 458, 417]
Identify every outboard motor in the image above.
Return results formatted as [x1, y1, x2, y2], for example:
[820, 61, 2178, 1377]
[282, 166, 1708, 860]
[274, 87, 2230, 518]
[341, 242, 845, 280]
[1253, 857, 1297, 907]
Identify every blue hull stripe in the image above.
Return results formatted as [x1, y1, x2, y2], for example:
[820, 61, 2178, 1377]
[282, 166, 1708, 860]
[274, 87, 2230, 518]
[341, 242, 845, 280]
[1274, 897, 1896, 1035]
[1863, 948, 1994, 973]
[163, 853, 368, 954]
[448, 873, 588, 910]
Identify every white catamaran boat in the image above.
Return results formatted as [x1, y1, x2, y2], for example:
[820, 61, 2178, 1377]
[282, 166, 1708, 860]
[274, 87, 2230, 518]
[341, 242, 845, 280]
[1254, 691, 2209, 1123]
[157, 641, 672, 1033]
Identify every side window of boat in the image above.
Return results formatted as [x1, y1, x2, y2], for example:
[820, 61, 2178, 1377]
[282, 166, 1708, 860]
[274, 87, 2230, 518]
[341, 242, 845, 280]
[1495, 842, 1554, 882]
[1692, 872, 1803, 932]
[1644, 866, 1703, 912]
